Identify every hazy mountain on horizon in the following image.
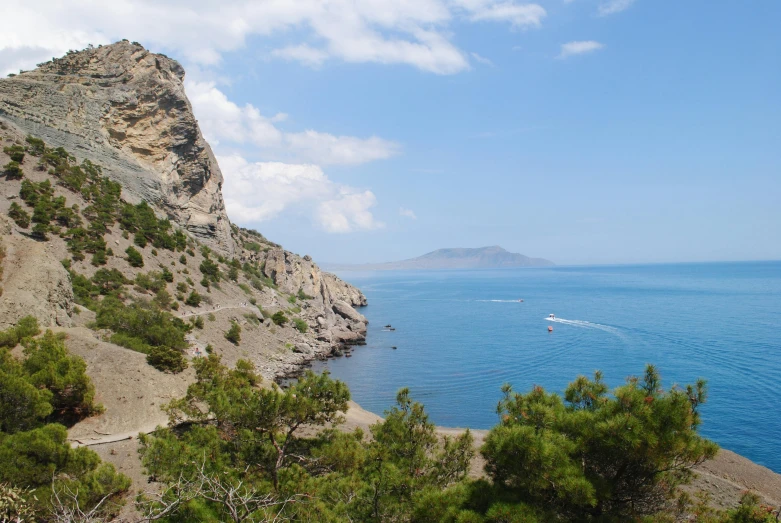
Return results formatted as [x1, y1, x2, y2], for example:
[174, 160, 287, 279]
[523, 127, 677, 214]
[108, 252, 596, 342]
[324, 246, 554, 271]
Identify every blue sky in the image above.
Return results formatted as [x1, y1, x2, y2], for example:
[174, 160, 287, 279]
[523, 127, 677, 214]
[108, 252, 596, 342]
[2, 0, 779, 265]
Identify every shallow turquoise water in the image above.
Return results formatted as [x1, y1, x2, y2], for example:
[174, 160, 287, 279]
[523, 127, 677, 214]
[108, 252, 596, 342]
[311, 261, 781, 473]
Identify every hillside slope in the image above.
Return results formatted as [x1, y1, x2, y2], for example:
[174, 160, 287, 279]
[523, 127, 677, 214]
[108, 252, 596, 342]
[0, 41, 368, 381]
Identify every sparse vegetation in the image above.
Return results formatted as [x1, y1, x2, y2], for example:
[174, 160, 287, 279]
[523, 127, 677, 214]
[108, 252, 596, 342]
[224, 321, 241, 345]
[125, 245, 143, 267]
[3, 161, 23, 180]
[95, 297, 190, 373]
[185, 290, 202, 307]
[293, 318, 308, 333]
[8, 202, 30, 228]
[271, 311, 288, 326]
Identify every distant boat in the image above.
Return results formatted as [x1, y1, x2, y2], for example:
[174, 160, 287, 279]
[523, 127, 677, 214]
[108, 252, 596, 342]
[548, 313, 555, 319]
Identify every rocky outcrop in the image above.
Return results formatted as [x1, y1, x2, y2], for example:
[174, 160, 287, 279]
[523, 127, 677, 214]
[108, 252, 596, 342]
[246, 245, 368, 345]
[0, 41, 233, 254]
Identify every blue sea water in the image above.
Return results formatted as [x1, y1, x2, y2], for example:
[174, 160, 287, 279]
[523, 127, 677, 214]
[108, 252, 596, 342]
[311, 262, 781, 473]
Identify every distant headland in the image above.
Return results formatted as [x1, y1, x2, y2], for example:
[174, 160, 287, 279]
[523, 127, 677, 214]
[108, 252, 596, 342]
[324, 246, 554, 271]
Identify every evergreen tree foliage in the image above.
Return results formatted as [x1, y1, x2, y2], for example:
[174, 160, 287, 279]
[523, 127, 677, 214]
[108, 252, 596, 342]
[0, 318, 129, 519]
[23, 331, 100, 419]
[480, 365, 719, 520]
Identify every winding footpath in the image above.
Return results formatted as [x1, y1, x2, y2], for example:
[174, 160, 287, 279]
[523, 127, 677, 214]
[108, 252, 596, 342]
[178, 302, 256, 319]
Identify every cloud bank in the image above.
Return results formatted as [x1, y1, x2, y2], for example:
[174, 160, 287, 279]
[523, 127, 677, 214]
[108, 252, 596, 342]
[0, 0, 547, 76]
[219, 156, 383, 234]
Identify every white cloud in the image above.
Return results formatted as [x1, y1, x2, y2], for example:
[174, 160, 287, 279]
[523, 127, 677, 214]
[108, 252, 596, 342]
[0, 0, 545, 76]
[318, 191, 384, 233]
[271, 44, 329, 68]
[558, 40, 605, 59]
[470, 52, 494, 66]
[598, 0, 636, 16]
[186, 80, 399, 165]
[218, 155, 383, 233]
[455, 0, 547, 28]
[399, 207, 418, 219]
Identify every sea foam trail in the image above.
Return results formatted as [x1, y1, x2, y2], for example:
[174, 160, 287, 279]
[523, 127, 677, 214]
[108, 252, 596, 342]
[544, 317, 623, 336]
[476, 299, 523, 303]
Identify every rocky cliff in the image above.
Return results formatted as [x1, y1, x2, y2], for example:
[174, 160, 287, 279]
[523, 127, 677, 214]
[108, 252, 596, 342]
[0, 41, 367, 373]
[0, 41, 232, 253]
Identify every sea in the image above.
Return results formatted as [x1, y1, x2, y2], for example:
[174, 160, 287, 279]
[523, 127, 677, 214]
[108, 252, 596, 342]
[311, 261, 781, 473]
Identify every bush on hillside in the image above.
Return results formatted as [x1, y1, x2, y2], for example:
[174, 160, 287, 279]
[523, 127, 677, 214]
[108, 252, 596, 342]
[125, 246, 143, 267]
[8, 202, 30, 228]
[23, 331, 101, 419]
[224, 322, 241, 345]
[271, 311, 288, 326]
[95, 297, 189, 373]
[3, 145, 25, 163]
[293, 318, 308, 333]
[185, 290, 202, 307]
[3, 161, 23, 180]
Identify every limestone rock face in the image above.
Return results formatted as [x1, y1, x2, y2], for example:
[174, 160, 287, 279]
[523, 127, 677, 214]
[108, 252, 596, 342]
[249, 246, 368, 344]
[0, 41, 233, 254]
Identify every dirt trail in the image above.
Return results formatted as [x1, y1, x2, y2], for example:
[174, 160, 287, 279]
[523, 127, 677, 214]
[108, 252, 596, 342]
[178, 303, 256, 319]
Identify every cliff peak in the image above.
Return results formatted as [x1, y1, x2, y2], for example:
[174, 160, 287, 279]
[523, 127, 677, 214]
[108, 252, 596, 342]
[0, 40, 233, 253]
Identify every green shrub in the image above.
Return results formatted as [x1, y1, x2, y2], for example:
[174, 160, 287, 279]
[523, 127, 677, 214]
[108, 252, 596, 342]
[3, 161, 23, 180]
[95, 297, 189, 373]
[24, 135, 45, 156]
[161, 267, 174, 282]
[91, 268, 128, 295]
[238, 283, 251, 294]
[244, 241, 261, 252]
[199, 258, 220, 282]
[190, 316, 204, 329]
[185, 290, 202, 307]
[90, 249, 107, 266]
[287, 295, 297, 304]
[179, 254, 187, 264]
[23, 330, 101, 418]
[243, 313, 260, 326]
[271, 311, 288, 327]
[293, 318, 308, 333]
[30, 223, 48, 241]
[135, 271, 166, 293]
[224, 322, 241, 345]
[297, 288, 314, 300]
[176, 282, 188, 294]
[154, 289, 173, 310]
[125, 246, 143, 267]
[0, 316, 41, 350]
[3, 145, 25, 163]
[8, 202, 30, 228]
[207, 313, 216, 322]
[146, 346, 187, 373]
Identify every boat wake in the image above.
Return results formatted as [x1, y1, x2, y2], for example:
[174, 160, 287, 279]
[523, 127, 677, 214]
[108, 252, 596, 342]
[544, 317, 622, 336]
[476, 299, 523, 303]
